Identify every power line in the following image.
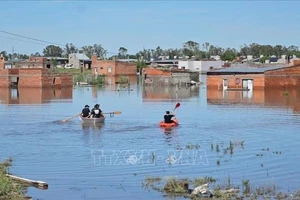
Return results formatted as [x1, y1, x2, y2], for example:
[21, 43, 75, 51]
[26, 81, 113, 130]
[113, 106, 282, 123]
[0, 30, 65, 47]
[0, 35, 51, 46]
[0, 30, 123, 56]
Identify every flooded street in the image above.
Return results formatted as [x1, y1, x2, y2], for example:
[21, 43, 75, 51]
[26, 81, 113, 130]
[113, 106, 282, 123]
[1, 76, 300, 199]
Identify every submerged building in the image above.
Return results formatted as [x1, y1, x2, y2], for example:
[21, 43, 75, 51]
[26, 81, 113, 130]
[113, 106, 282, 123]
[207, 60, 300, 91]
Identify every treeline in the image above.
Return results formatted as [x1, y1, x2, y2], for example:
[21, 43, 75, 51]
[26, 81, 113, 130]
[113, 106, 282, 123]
[1, 41, 300, 62]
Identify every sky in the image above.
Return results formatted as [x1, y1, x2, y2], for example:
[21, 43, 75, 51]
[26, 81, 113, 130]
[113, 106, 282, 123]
[0, 0, 300, 56]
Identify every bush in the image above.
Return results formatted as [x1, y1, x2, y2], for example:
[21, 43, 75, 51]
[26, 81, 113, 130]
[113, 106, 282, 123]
[91, 75, 107, 85]
[0, 158, 27, 199]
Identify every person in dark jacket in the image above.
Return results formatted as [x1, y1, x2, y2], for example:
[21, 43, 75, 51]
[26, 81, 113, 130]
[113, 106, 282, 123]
[164, 111, 175, 124]
[81, 105, 91, 118]
[91, 104, 104, 118]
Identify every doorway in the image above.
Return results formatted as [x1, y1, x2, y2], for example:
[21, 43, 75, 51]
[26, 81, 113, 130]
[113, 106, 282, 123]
[242, 79, 253, 90]
[223, 79, 228, 90]
[242, 79, 253, 98]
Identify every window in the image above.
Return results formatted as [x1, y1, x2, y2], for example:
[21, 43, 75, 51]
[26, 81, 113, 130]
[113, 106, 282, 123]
[108, 66, 112, 73]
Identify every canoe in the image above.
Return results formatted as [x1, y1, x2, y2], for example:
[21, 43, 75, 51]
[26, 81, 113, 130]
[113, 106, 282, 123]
[159, 118, 179, 127]
[79, 115, 105, 124]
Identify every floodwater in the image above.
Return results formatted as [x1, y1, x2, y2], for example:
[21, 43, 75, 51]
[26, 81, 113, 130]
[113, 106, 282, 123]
[1, 75, 300, 200]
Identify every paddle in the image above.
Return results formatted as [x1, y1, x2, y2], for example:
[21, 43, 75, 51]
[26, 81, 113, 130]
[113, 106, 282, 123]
[173, 103, 180, 111]
[61, 113, 81, 123]
[102, 111, 122, 115]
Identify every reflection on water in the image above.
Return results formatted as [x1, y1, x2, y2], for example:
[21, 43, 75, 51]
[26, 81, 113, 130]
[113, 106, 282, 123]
[2, 81, 300, 200]
[207, 89, 264, 105]
[81, 123, 105, 131]
[0, 87, 73, 104]
[207, 88, 300, 113]
[142, 85, 199, 101]
[105, 75, 138, 86]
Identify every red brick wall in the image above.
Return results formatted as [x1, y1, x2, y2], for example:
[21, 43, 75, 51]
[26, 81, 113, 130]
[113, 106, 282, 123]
[59, 74, 73, 87]
[29, 56, 47, 63]
[207, 74, 265, 90]
[0, 55, 5, 70]
[0, 69, 9, 87]
[92, 59, 116, 76]
[115, 61, 137, 75]
[143, 68, 172, 76]
[265, 65, 300, 88]
[92, 57, 137, 76]
[18, 69, 43, 88]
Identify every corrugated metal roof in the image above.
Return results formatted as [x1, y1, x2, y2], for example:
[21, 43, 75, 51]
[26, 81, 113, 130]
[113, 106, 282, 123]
[46, 57, 68, 60]
[74, 53, 91, 61]
[210, 65, 287, 73]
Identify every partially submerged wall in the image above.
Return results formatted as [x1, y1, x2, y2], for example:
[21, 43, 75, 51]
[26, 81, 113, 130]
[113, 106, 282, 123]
[207, 74, 265, 90]
[143, 68, 198, 86]
[0, 68, 73, 88]
[265, 65, 300, 89]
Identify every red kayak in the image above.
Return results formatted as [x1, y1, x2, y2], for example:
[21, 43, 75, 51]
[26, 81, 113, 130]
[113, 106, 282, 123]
[159, 118, 179, 127]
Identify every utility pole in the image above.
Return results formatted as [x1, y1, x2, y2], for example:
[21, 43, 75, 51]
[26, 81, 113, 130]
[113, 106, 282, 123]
[12, 46, 14, 61]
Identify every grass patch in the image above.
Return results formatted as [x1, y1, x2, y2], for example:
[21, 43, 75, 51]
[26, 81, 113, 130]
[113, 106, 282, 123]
[194, 176, 217, 187]
[143, 175, 300, 199]
[0, 158, 28, 200]
[163, 177, 189, 194]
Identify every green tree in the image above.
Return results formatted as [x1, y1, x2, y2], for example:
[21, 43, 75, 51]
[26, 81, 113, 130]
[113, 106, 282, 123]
[221, 48, 237, 61]
[43, 45, 63, 57]
[64, 43, 78, 57]
[93, 44, 107, 59]
[82, 44, 107, 59]
[0, 51, 8, 60]
[118, 47, 128, 59]
[183, 40, 200, 58]
[204, 42, 210, 58]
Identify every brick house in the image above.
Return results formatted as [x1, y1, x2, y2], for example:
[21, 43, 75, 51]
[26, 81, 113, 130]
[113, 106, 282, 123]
[207, 60, 300, 91]
[0, 68, 73, 88]
[91, 55, 137, 76]
[0, 87, 72, 104]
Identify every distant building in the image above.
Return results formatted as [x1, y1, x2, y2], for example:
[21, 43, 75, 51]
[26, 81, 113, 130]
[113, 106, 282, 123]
[92, 55, 137, 77]
[69, 53, 91, 69]
[178, 60, 224, 73]
[116, 58, 138, 63]
[207, 60, 300, 91]
[4, 57, 48, 69]
[45, 57, 69, 68]
[145, 59, 179, 68]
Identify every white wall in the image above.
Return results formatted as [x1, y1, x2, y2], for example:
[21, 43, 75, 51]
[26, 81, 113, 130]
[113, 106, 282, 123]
[178, 61, 189, 69]
[69, 54, 80, 69]
[200, 61, 224, 72]
[178, 61, 223, 72]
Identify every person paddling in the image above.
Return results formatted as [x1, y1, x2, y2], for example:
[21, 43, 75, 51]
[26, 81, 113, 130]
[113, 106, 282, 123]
[91, 104, 104, 118]
[81, 105, 91, 118]
[164, 111, 175, 124]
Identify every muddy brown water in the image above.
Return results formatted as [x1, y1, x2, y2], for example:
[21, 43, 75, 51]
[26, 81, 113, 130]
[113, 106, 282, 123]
[1, 76, 300, 199]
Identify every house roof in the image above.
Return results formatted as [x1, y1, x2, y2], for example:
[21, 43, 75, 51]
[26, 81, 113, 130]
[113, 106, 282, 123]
[46, 57, 68, 60]
[73, 53, 91, 61]
[207, 65, 287, 75]
[117, 59, 137, 62]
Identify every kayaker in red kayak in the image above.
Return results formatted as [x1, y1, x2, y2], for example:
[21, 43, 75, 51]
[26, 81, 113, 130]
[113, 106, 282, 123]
[164, 111, 175, 124]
